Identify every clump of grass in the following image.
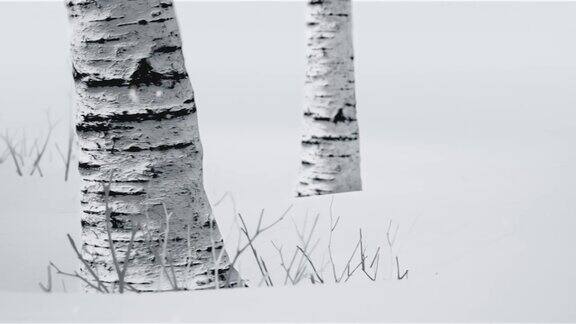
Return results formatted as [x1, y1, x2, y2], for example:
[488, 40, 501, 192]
[1, 113, 75, 181]
[40, 191, 410, 293]
[1, 132, 24, 176]
[40, 182, 140, 294]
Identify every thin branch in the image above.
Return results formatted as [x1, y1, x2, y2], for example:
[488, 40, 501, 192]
[66, 235, 108, 293]
[49, 261, 103, 293]
[396, 256, 408, 280]
[118, 223, 139, 291]
[238, 212, 272, 286]
[296, 246, 324, 284]
[287, 213, 319, 285]
[222, 206, 291, 287]
[1, 134, 23, 176]
[142, 209, 177, 290]
[102, 182, 123, 293]
[271, 241, 295, 284]
[30, 116, 57, 176]
[38, 264, 52, 293]
[328, 196, 339, 282]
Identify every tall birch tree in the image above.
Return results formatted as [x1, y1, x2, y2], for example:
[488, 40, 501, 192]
[297, 0, 362, 197]
[67, 0, 238, 291]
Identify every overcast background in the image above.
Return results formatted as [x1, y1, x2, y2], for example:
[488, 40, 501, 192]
[1, 1, 576, 321]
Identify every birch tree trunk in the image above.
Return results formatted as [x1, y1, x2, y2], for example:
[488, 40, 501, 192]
[297, 0, 362, 197]
[67, 0, 238, 291]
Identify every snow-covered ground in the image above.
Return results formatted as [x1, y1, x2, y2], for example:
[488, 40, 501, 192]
[1, 1, 576, 321]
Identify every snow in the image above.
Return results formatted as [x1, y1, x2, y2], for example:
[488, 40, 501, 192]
[1, 278, 575, 322]
[1, 1, 576, 321]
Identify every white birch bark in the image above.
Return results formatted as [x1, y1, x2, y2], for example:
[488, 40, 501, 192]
[297, 0, 362, 197]
[66, 0, 238, 291]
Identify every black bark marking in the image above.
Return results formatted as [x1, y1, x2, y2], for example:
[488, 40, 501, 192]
[302, 135, 357, 146]
[311, 135, 358, 142]
[110, 215, 124, 229]
[81, 215, 125, 229]
[84, 37, 121, 44]
[202, 219, 217, 228]
[79, 161, 101, 170]
[130, 59, 164, 86]
[76, 122, 134, 132]
[312, 177, 334, 182]
[153, 45, 181, 54]
[72, 64, 88, 82]
[81, 189, 146, 197]
[67, 0, 94, 8]
[333, 108, 347, 123]
[84, 78, 126, 88]
[93, 16, 124, 22]
[196, 245, 220, 253]
[80, 107, 194, 126]
[148, 167, 162, 178]
[313, 116, 331, 122]
[129, 58, 188, 88]
[152, 2, 174, 9]
[302, 140, 321, 146]
[74, 59, 189, 89]
[82, 210, 133, 217]
[83, 178, 149, 184]
[149, 18, 173, 24]
[123, 141, 194, 152]
[326, 154, 352, 158]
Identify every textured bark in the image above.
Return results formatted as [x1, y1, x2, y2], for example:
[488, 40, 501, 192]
[297, 0, 362, 197]
[67, 0, 238, 291]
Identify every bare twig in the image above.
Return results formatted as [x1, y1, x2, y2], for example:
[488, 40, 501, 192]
[0, 147, 9, 164]
[386, 219, 405, 280]
[49, 261, 103, 292]
[287, 213, 320, 285]
[66, 235, 109, 293]
[118, 223, 139, 291]
[142, 209, 178, 290]
[296, 246, 324, 284]
[30, 116, 57, 176]
[328, 196, 340, 282]
[160, 203, 178, 290]
[54, 127, 73, 181]
[1, 134, 23, 176]
[238, 211, 273, 286]
[396, 256, 408, 280]
[222, 205, 292, 287]
[63, 115, 74, 181]
[271, 241, 295, 284]
[38, 264, 52, 293]
[102, 182, 123, 292]
[358, 229, 380, 281]
[31, 143, 44, 177]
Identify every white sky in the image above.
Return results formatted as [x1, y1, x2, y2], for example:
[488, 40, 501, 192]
[0, 1, 575, 320]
